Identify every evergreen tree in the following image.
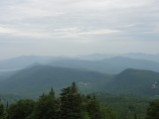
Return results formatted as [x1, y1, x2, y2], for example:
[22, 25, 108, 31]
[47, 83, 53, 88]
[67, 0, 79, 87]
[7, 99, 35, 119]
[3, 83, 117, 119]
[33, 88, 59, 119]
[86, 96, 102, 119]
[145, 100, 159, 119]
[0, 100, 7, 119]
[60, 82, 82, 119]
[0, 101, 4, 119]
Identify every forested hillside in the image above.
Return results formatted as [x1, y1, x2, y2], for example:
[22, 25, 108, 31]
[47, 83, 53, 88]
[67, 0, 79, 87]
[105, 69, 159, 96]
[0, 65, 111, 97]
[0, 83, 115, 119]
[1, 65, 159, 97]
[1, 55, 159, 74]
[0, 83, 158, 119]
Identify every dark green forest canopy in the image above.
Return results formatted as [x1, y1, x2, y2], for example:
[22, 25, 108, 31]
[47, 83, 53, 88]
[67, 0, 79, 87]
[145, 100, 159, 119]
[1, 83, 115, 119]
[0, 83, 159, 119]
[1, 66, 159, 97]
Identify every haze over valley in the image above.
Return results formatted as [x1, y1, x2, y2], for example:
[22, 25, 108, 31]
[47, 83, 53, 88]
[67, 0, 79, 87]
[0, 0, 159, 119]
[0, 54, 159, 98]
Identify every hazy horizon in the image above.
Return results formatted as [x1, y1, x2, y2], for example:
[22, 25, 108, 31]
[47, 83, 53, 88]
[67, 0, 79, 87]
[1, 52, 159, 61]
[0, 0, 159, 59]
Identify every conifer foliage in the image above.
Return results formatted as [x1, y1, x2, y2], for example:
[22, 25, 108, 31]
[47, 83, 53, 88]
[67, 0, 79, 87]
[1, 83, 112, 119]
[60, 82, 82, 119]
[7, 99, 34, 119]
[145, 100, 159, 119]
[0, 101, 6, 119]
[32, 88, 59, 119]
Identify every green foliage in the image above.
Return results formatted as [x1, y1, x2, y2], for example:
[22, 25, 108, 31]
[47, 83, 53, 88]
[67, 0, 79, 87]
[0, 94, 21, 105]
[32, 88, 59, 119]
[0, 102, 4, 117]
[7, 99, 35, 119]
[81, 95, 116, 119]
[145, 100, 159, 119]
[5, 83, 114, 119]
[105, 69, 159, 96]
[86, 97, 103, 119]
[60, 82, 82, 119]
[96, 93, 149, 119]
[0, 100, 6, 119]
[0, 66, 110, 97]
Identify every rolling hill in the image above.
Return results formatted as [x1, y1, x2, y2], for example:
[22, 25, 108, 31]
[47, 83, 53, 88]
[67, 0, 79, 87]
[1, 55, 159, 74]
[0, 55, 55, 71]
[1, 56, 159, 97]
[0, 65, 111, 97]
[105, 69, 159, 96]
[51, 57, 159, 74]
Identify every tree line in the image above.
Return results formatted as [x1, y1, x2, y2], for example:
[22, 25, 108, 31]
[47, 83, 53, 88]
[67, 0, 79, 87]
[0, 82, 159, 119]
[0, 83, 115, 119]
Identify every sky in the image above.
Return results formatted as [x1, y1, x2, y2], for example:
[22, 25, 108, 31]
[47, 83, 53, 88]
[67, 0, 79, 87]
[0, 0, 159, 60]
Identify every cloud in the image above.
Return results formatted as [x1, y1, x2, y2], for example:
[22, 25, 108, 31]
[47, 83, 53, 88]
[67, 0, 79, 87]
[0, 26, 51, 39]
[0, 25, 120, 39]
[78, 29, 120, 36]
[0, 0, 158, 38]
[0, 0, 159, 59]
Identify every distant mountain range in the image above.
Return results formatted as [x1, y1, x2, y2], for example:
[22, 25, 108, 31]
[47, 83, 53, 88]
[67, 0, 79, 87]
[51, 56, 159, 74]
[0, 64, 159, 97]
[0, 54, 159, 97]
[123, 53, 159, 63]
[105, 69, 159, 96]
[0, 55, 56, 71]
[0, 65, 110, 97]
[80, 53, 159, 63]
[1, 54, 159, 74]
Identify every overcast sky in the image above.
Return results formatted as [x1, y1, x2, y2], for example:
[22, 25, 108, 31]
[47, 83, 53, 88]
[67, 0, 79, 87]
[0, 0, 159, 59]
